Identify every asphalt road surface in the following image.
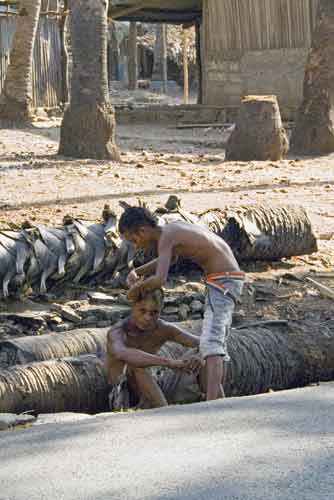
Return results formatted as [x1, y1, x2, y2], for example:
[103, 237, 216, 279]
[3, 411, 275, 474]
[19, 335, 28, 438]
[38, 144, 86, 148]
[1, 384, 333, 500]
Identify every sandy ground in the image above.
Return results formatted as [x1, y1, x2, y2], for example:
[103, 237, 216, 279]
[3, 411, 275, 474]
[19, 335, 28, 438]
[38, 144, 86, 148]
[0, 120, 333, 242]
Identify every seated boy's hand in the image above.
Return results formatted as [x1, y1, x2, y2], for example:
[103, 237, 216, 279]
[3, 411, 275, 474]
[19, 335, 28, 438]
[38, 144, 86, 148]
[126, 269, 139, 288]
[183, 355, 204, 375]
[167, 359, 187, 370]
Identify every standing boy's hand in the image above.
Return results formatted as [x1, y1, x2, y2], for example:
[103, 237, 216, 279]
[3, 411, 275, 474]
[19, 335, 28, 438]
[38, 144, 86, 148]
[127, 282, 143, 302]
[126, 269, 139, 288]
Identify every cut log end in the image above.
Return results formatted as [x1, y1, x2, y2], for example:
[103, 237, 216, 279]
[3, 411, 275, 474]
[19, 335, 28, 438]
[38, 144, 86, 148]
[226, 95, 289, 162]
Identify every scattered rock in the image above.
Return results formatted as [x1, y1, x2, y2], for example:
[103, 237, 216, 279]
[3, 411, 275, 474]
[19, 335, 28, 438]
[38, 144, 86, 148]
[190, 300, 204, 313]
[51, 304, 82, 323]
[0, 413, 36, 431]
[178, 304, 190, 321]
[163, 306, 180, 316]
[88, 292, 117, 306]
[33, 412, 92, 426]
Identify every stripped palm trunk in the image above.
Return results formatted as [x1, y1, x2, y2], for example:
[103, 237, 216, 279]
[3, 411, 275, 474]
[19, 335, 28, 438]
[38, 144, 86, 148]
[0, 0, 42, 125]
[290, 0, 334, 154]
[0, 355, 108, 414]
[0, 328, 108, 368]
[59, 0, 120, 160]
[0, 203, 318, 299]
[157, 321, 334, 404]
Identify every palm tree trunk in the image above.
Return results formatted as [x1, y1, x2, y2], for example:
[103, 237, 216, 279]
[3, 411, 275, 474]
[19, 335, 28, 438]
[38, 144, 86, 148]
[158, 321, 334, 404]
[0, 355, 108, 414]
[0, 0, 42, 125]
[290, 0, 334, 154]
[58, 0, 120, 160]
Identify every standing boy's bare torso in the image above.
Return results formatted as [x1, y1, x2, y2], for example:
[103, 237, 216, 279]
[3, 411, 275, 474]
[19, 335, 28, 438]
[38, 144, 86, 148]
[160, 221, 240, 275]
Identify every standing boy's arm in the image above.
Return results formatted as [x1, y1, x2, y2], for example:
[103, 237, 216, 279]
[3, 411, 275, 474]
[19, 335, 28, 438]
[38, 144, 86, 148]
[127, 241, 173, 301]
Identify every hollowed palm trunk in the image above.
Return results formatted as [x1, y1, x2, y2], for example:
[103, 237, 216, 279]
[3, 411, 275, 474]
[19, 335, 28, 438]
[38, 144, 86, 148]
[58, 0, 120, 160]
[290, 0, 334, 154]
[0, 0, 42, 125]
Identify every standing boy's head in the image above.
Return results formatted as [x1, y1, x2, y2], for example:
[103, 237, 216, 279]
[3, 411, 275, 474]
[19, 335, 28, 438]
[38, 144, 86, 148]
[118, 206, 159, 250]
[131, 288, 164, 331]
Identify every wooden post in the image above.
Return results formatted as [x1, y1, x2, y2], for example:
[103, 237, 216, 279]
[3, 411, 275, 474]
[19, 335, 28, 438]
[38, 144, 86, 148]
[183, 28, 189, 104]
[59, 0, 69, 106]
[161, 24, 167, 93]
[128, 21, 138, 90]
[152, 23, 167, 93]
[195, 22, 202, 105]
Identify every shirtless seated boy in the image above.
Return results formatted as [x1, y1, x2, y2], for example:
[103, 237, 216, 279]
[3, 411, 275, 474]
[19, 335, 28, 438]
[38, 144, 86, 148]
[107, 288, 202, 409]
[118, 206, 245, 401]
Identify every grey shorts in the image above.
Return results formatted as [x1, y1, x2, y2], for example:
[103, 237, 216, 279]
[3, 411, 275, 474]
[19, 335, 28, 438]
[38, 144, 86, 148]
[200, 275, 244, 360]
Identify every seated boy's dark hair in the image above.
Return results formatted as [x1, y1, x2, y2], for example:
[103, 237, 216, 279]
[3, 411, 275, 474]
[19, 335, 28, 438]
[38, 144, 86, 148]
[118, 206, 158, 234]
[135, 288, 164, 308]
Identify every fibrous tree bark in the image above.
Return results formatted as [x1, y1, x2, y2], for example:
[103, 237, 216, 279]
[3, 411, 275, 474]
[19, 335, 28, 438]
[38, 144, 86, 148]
[0, 328, 108, 368]
[157, 320, 334, 404]
[1, 319, 333, 414]
[0, 0, 42, 125]
[290, 0, 334, 154]
[58, 0, 120, 160]
[225, 95, 289, 161]
[0, 355, 108, 414]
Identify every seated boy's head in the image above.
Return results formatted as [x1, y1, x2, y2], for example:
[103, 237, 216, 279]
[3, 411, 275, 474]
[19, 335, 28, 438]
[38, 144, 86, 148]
[118, 206, 158, 250]
[131, 288, 164, 331]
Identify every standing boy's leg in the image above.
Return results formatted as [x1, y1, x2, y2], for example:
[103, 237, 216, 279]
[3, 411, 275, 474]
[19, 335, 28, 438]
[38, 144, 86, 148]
[205, 356, 225, 400]
[200, 288, 235, 401]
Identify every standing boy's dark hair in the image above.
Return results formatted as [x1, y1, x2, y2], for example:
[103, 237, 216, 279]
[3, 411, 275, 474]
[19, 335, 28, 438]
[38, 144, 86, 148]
[118, 206, 158, 234]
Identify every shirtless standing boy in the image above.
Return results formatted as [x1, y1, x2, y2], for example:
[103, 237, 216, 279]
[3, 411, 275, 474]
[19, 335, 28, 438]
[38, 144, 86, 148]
[107, 288, 202, 409]
[118, 206, 245, 401]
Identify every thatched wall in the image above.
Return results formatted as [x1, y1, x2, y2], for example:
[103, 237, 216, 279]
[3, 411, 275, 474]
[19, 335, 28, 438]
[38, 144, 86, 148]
[202, 0, 319, 118]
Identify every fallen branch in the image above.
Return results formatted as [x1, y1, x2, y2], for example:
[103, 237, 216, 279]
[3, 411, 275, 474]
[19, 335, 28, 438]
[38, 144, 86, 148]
[305, 277, 334, 300]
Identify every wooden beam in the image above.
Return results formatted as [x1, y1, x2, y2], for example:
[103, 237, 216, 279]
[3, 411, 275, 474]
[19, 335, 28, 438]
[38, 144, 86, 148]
[109, 0, 158, 20]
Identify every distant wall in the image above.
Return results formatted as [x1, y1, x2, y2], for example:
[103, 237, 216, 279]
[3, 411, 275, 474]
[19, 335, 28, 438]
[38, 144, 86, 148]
[202, 0, 319, 118]
[0, 9, 62, 108]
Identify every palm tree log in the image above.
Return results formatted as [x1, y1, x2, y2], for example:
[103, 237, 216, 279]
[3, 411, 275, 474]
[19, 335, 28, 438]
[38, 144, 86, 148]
[0, 0, 42, 125]
[59, 0, 120, 160]
[0, 203, 317, 298]
[205, 205, 318, 261]
[0, 328, 108, 368]
[0, 355, 108, 414]
[225, 95, 289, 161]
[1, 320, 333, 414]
[157, 320, 334, 404]
[291, 0, 334, 154]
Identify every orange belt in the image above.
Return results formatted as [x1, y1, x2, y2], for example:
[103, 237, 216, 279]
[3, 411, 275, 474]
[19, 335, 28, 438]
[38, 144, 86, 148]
[206, 272, 245, 294]
[206, 272, 245, 281]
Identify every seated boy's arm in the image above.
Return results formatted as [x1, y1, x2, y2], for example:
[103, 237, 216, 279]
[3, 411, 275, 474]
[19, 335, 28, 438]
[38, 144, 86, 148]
[163, 323, 200, 349]
[107, 327, 186, 370]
